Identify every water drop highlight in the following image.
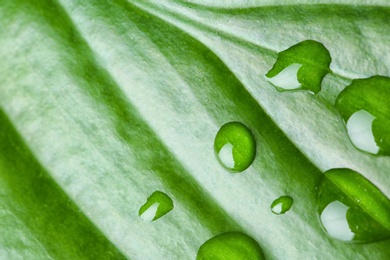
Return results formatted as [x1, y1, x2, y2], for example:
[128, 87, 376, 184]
[336, 76, 390, 155]
[265, 63, 302, 91]
[346, 110, 379, 154]
[316, 168, 390, 243]
[320, 200, 354, 241]
[214, 122, 256, 173]
[265, 40, 331, 93]
[138, 191, 173, 222]
[271, 196, 293, 215]
[196, 232, 264, 260]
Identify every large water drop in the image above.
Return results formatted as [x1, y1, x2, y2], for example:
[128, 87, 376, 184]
[316, 168, 390, 243]
[265, 40, 332, 93]
[197, 232, 264, 260]
[336, 76, 390, 155]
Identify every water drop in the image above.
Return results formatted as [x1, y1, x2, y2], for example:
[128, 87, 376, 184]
[214, 122, 256, 173]
[316, 168, 390, 243]
[271, 196, 293, 215]
[196, 232, 264, 260]
[336, 76, 390, 155]
[265, 40, 331, 93]
[138, 191, 173, 222]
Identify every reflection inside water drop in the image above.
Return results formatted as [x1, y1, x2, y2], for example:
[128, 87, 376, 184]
[320, 200, 355, 241]
[139, 202, 160, 222]
[346, 109, 379, 154]
[271, 202, 283, 214]
[265, 63, 302, 91]
[218, 143, 235, 169]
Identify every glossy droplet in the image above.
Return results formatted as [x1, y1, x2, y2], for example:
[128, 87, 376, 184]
[214, 122, 256, 173]
[139, 191, 173, 222]
[316, 168, 390, 243]
[336, 76, 390, 155]
[196, 232, 264, 260]
[271, 196, 293, 215]
[265, 40, 331, 93]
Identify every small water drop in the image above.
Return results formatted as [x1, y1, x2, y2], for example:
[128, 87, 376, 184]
[271, 196, 293, 215]
[316, 168, 390, 243]
[214, 122, 256, 173]
[138, 191, 173, 222]
[197, 232, 264, 260]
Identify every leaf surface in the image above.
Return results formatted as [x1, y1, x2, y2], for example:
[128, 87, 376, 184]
[0, 0, 389, 259]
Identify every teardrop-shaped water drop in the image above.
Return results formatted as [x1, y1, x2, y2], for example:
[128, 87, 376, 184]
[316, 168, 390, 243]
[214, 122, 256, 173]
[271, 196, 293, 215]
[139, 191, 173, 222]
[197, 232, 264, 260]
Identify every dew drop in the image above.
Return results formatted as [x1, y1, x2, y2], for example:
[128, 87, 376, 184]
[271, 196, 293, 215]
[316, 168, 390, 243]
[138, 191, 173, 222]
[214, 122, 256, 173]
[336, 76, 390, 155]
[265, 40, 331, 93]
[196, 232, 264, 260]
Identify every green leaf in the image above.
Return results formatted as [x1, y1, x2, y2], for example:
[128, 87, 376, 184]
[1, 0, 390, 259]
[0, 110, 126, 259]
